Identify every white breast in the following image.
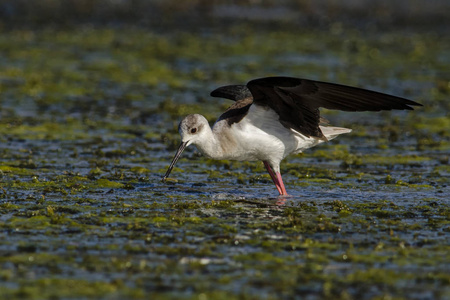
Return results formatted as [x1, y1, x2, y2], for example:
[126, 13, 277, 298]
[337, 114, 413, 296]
[223, 105, 298, 162]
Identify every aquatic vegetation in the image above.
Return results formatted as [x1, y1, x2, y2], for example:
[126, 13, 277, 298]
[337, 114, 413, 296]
[0, 15, 448, 300]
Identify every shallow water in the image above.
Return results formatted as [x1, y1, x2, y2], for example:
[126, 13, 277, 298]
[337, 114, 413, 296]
[0, 13, 449, 300]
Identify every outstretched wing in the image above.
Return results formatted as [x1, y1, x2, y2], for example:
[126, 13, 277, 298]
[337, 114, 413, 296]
[210, 84, 253, 101]
[210, 85, 254, 125]
[246, 76, 422, 138]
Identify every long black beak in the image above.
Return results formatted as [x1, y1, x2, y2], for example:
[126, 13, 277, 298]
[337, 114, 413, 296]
[162, 141, 189, 182]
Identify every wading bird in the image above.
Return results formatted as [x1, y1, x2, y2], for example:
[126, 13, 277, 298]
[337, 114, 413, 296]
[163, 76, 421, 195]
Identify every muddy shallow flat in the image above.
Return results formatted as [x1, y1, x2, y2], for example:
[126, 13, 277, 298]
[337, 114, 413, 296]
[0, 16, 449, 300]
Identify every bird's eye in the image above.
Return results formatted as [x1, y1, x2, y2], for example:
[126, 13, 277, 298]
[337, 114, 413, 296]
[190, 128, 197, 134]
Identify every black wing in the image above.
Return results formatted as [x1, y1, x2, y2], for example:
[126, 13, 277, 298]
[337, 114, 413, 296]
[210, 84, 253, 101]
[210, 85, 254, 125]
[246, 76, 422, 138]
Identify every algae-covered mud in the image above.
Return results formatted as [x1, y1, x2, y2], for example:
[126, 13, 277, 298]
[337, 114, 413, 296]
[0, 5, 449, 300]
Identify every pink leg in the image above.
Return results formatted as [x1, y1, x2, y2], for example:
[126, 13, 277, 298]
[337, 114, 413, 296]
[263, 161, 282, 194]
[263, 161, 288, 196]
[276, 172, 288, 195]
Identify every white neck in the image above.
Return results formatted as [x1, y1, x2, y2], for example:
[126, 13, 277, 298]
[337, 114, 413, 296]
[192, 125, 223, 159]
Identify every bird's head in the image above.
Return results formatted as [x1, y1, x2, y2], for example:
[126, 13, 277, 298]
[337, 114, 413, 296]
[162, 114, 209, 182]
[178, 114, 209, 146]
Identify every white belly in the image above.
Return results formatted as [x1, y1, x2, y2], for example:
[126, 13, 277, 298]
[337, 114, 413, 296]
[211, 105, 351, 165]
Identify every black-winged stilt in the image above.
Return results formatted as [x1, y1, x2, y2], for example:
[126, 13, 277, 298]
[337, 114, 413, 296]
[163, 76, 421, 195]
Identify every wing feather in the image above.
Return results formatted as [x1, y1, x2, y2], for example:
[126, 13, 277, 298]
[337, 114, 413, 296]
[209, 76, 422, 137]
[246, 76, 422, 138]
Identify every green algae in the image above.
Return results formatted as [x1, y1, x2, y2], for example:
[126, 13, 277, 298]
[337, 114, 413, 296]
[0, 278, 131, 300]
[94, 178, 125, 189]
[0, 166, 34, 176]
